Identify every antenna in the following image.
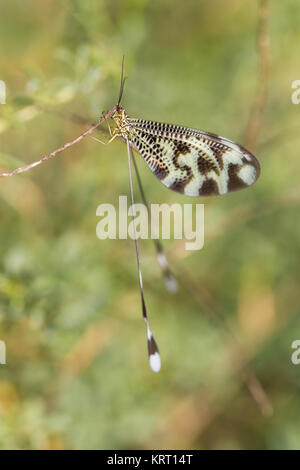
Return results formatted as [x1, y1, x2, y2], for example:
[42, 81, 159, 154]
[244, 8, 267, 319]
[117, 56, 126, 108]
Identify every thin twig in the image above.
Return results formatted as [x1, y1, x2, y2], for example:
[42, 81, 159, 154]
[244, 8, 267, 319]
[0, 107, 117, 178]
[244, 0, 269, 150]
[35, 103, 110, 135]
[172, 266, 273, 416]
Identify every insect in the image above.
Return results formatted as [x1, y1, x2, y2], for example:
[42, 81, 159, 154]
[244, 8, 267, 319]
[111, 108, 260, 197]
[95, 64, 260, 373]
[0, 60, 260, 374]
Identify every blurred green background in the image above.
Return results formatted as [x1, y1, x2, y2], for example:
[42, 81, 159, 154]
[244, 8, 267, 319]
[0, 0, 300, 450]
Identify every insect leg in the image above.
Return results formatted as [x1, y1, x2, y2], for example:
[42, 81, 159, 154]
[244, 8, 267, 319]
[89, 133, 119, 146]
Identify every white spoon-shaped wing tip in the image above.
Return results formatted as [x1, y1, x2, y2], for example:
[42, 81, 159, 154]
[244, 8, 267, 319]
[149, 352, 161, 373]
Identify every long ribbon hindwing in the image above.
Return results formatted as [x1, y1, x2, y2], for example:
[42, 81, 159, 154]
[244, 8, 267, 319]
[113, 110, 260, 197]
[109, 106, 260, 372]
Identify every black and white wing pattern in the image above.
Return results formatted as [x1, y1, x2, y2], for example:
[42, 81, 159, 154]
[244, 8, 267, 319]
[127, 118, 260, 197]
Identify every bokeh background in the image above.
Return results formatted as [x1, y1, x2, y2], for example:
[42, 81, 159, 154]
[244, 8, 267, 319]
[0, 0, 300, 450]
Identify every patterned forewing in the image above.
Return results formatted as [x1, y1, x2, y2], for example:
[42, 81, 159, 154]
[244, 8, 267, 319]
[128, 118, 260, 197]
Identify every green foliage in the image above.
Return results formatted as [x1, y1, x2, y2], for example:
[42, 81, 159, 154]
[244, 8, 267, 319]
[0, 0, 300, 450]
